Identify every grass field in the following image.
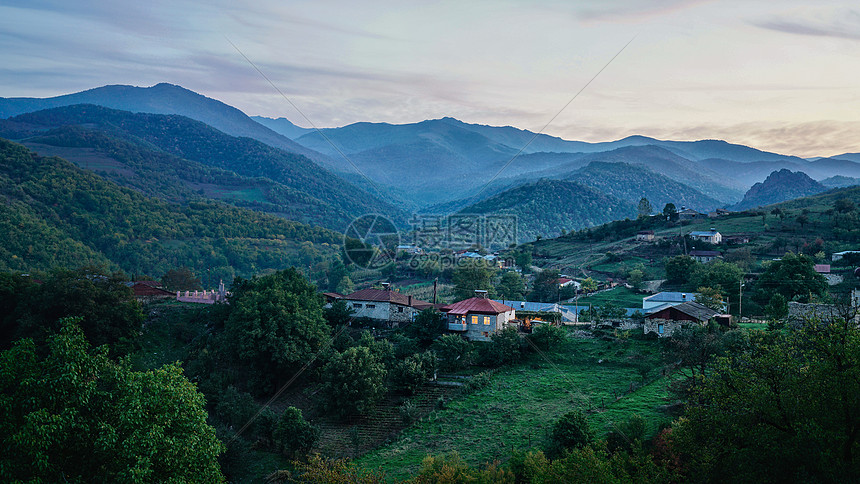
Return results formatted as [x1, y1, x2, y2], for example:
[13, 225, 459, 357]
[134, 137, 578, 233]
[569, 286, 645, 309]
[356, 332, 674, 481]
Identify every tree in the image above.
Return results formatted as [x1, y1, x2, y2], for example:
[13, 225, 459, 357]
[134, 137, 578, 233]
[405, 309, 447, 347]
[663, 203, 678, 221]
[0, 319, 224, 482]
[432, 334, 472, 371]
[664, 255, 698, 285]
[272, 407, 319, 459]
[796, 213, 810, 229]
[581, 277, 598, 294]
[496, 271, 526, 300]
[637, 197, 653, 218]
[764, 293, 788, 322]
[320, 346, 386, 418]
[694, 286, 725, 311]
[550, 410, 594, 456]
[627, 268, 645, 291]
[478, 327, 527, 367]
[323, 299, 354, 328]
[527, 324, 566, 350]
[161, 266, 203, 291]
[391, 351, 437, 395]
[226, 269, 331, 393]
[674, 319, 860, 481]
[835, 198, 856, 213]
[531, 268, 560, 302]
[452, 259, 497, 301]
[753, 252, 828, 305]
[690, 260, 744, 309]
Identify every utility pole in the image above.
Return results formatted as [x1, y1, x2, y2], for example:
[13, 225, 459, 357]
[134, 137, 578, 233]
[739, 279, 744, 322]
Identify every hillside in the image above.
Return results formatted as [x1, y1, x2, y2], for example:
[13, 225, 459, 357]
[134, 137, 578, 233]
[1, 105, 405, 229]
[567, 162, 723, 212]
[0, 83, 334, 166]
[251, 116, 314, 139]
[458, 178, 636, 241]
[0, 137, 340, 279]
[821, 175, 860, 188]
[733, 169, 827, 210]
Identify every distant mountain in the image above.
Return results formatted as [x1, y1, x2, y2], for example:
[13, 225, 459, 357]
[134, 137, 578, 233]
[0, 137, 340, 278]
[828, 153, 860, 163]
[566, 162, 723, 212]
[733, 169, 827, 211]
[457, 178, 636, 241]
[820, 175, 860, 188]
[1, 105, 405, 230]
[0, 83, 333, 166]
[251, 116, 314, 139]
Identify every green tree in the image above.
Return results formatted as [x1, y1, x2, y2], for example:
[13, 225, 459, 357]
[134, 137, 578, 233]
[161, 266, 203, 291]
[273, 407, 319, 459]
[323, 299, 354, 328]
[674, 319, 860, 481]
[496, 271, 526, 300]
[695, 286, 725, 311]
[581, 277, 598, 294]
[527, 324, 567, 350]
[753, 252, 827, 305]
[663, 203, 678, 221]
[835, 198, 856, 213]
[627, 268, 645, 291]
[513, 248, 533, 273]
[405, 309, 447, 347]
[764, 293, 789, 322]
[391, 351, 437, 395]
[226, 269, 331, 393]
[637, 197, 653, 218]
[432, 334, 472, 371]
[664, 255, 698, 285]
[0, 319, 224, 482]
[452, 259, 498, 300]
[531, 268, 561, 303]
[321, 346, 386, 418]
[550, 410, 594, 456]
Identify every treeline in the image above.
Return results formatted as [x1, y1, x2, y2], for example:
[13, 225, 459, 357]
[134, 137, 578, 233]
[0, 138, 340, 279]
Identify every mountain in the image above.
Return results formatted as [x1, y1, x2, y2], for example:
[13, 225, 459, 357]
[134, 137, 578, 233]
[828, 153, 860, 163]
[820, 175, 860, 188]
[733, 169, 828, 211]
[457, 178, 636, 242]
[0, 137, 340, 278]
[0, 83, 333, 166]
[251, 116, 314, 139]
[565, 162, 723, 212]
[0, 105, 405, 230]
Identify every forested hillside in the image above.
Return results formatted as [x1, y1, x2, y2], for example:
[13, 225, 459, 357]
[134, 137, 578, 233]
[0, 138, 340, 280]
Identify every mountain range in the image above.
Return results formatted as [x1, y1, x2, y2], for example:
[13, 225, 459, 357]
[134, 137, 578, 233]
[732, 169, 828, 211]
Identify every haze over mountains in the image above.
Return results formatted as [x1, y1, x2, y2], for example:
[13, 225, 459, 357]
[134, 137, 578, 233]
[3, 83, 860, 241]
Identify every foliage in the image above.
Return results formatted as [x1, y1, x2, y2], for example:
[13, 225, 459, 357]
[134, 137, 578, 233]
[496, 271, 526, 300]
[637, 197, 653, 218]
[405, 309, 447, 347]
[391, 351, 437, 396]
[161, 266, 202, 291]
[663, 203, 678, 221]
[753, 252, 828, 304]
[277, 454, 387, 483]
[477, 327, 527, 367]
[432, 334, 473, 371]
[674, 319, 860, 481]
[694, 286, 725, 311]
[320, 346, 387, 418]
[689, 260, 743, 300]
[323, 299, 355, 328]
[764, 293, 789, 322]
[606, 414, 648, 453]
[531, 268, 561, 302]
[581, 277, 598, 294]
[664, 255, 697, 285]
[0, 319, 224, 482]
[452, 259, 498, 301]
[549, 410, 594, 456]
[3, 266, 143, 352]
[273, 407, 319, 459]
[413, 452, 513, 484]
[226, 269, 331, 393]
[527, 324, 567, 350]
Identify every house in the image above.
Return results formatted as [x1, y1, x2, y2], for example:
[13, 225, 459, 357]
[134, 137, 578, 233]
[177, 280, 229, 304]
[689, 228, 722, 244]
[644, 301, 719, 337]
[636, 230, 655, 242]
[678, 208, 705, 221]
[642, 291, 700, 311]
[442, 290, 516, 341]
[494, 299, 578, 324]
[396, 245, 423, 255]
[708, 208, 731, 218]
[814, 264, 843, 286]
[126, 281, 174, 304]
[689, 250, 721, 263]
[322, 292, 344, 304]
[340, 283, 434, 326]
[832, 250, 860, 262]
[557, 277, 579, 289]
[723, 235, 750, 245]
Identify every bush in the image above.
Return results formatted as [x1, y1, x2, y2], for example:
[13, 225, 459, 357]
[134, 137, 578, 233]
[527, 324, 566, 350]
[549, 410, 594, 456]
[320, 346, 387, 418]
[477, 327, 527, 367]
[399, 399, 419, 425]
[391, 351, 437, 395]
[432, 334, 472, 371]
[272, 406, 319, 458]
[606, 414, 647, 453]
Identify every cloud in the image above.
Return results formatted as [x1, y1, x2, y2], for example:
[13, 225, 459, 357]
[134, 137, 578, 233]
[754, 8, 860, 41]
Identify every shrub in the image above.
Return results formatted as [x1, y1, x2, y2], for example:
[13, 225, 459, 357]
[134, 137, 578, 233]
[527, 324, 566, 350]
[272, 406, 319, 458]
[432, 334, 472, 371]
[549, 410, 594, 456]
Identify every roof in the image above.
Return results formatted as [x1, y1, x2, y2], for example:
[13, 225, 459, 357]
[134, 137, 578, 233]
[689, 250, 721, 257]
[690, 231, 720, 237]
[442, 297, 514, 316]
[637, 230, 654, 235]
[644, 291, 698, 304]
[814, 264, 831, 274]
[646, 301, 718, 322]
[558, 277, 574, 284]
[129, 282, 173, 297]
[342, 288, 430, 308]
[322, 292, 344, 299]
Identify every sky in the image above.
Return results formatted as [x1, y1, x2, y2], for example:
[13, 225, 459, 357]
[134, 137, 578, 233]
[1, 0, 860, 157]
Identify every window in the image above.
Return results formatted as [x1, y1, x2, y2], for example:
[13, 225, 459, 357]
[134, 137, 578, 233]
[398, 306, 403, 313]
[482, 332, 489, 337]
[658, 324, 664, 334]
[366, 304, 375, 309]
[471, 315, 479, 325]
[353, 303, 362, 309]
[483, 316, 490, 325]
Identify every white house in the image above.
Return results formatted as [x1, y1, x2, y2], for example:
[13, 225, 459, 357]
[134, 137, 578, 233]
[642, 291, 701, 311]
[339, 284, 435, 326]
[442, 290, 515, 341]
[689, 228, 722, 245]
[689, 250, 721, 263]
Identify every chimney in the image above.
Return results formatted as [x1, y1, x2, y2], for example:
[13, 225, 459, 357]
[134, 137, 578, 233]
[474, 289, 488, 299]
[408, 295, 413, 306]
[381, 282, 390, 291]
[682, 293, 687, 300]
[710, 227, 716, 232]
[521, 301, 526, 308]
